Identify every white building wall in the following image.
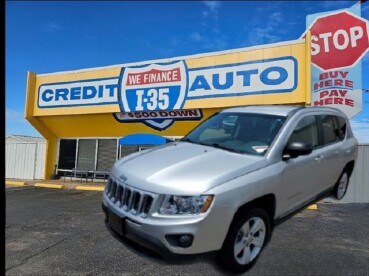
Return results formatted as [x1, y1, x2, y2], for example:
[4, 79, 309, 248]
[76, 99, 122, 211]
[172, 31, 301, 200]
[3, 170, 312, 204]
[35, 142, 46, 179]
[325, 144, 369, 203]
[6, 142, 46, 180]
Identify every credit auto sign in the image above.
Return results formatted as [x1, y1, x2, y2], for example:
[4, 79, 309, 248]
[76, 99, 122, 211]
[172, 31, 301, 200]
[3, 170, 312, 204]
[307, 11, 369, 71]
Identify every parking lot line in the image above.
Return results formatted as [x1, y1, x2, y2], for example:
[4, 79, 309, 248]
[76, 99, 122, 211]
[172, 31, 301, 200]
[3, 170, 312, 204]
[307, 204, 318, 210]
[34, 183, 65, 189]
[75, 186, 104, 191]
[6, 181, 27, 186]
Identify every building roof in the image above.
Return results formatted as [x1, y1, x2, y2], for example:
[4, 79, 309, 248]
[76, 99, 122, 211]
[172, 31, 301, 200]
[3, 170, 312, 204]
[6, 135, 45, 143]
[222, 105, 301, 117]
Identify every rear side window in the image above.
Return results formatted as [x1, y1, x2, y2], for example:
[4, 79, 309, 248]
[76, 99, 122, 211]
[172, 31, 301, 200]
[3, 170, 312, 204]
[334, 116, 347, 141]
[318, 115, 346, 145]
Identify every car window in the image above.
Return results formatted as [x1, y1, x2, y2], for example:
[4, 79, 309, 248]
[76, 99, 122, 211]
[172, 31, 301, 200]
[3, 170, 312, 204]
[199, 114, 235, 140]
[318, 115, 338, 145]
[287, 115, 318, 148]
[334, 116, 347, 141]
[183, 112, 286, 155]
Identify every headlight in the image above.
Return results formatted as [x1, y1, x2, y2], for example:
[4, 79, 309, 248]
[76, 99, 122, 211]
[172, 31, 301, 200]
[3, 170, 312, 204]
[159, 195, 214, 215]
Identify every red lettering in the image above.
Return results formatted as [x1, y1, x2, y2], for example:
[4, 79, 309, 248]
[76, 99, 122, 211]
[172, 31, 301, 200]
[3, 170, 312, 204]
[345, 80, 353, 88]
[320, 91, 329, 98]
[334, 98, 343, 105]
[314, 99, 324, 106]
[314, 97, 353, 107]
[334, 79, 343, 86]
[345, 99, 354, 107]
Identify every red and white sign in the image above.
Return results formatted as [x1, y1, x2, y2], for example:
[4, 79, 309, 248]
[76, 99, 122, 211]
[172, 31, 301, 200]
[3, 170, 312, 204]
[306, 11, 369, 71]
[312, 70, 362, 119]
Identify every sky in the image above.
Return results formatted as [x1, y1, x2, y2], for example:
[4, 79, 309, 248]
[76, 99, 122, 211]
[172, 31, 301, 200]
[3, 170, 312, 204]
[5, 0, 369, 142]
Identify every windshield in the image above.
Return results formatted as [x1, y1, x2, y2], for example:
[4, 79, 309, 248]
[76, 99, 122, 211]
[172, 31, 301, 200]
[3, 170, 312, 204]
[182, 112, 286, 155]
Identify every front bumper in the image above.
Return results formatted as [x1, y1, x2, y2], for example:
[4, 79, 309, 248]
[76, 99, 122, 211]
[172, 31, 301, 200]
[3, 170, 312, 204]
[102, 197, 228, 255]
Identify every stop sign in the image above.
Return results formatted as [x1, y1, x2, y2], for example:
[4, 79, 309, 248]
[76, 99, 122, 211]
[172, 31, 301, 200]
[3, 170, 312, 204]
[307, 11, 369, 71]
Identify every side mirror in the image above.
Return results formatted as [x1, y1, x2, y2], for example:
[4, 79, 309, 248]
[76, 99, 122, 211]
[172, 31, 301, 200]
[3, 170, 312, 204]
[283, 142, 313, 159]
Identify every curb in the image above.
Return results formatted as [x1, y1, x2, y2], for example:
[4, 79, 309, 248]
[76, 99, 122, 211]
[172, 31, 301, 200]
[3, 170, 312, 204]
[75, 186, 104, 191]
[307, 204, 318, 210]
[6, 180, 27, 186]
[34, 183, 65, 189]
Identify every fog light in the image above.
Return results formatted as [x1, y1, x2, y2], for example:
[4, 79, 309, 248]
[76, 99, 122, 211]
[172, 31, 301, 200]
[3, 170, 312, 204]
[165, 234, 194, 248]
[179, 234, 193, 247]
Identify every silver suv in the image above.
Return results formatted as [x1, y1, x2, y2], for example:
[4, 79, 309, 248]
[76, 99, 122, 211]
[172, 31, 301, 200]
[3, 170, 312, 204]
[102, 105, 358, 272]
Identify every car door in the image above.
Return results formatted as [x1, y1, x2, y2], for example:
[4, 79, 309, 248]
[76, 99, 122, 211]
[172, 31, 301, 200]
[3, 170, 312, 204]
[278, 115, 325, 216]
[315, 114, 345, 192]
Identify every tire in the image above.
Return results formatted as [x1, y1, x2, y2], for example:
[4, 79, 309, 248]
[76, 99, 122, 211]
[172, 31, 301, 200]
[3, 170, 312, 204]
[334, 169, 350, 200]
[219, 208, 271, 273]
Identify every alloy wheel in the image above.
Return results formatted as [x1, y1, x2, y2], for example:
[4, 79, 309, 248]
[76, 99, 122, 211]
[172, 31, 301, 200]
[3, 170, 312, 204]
[233, 217, 266, 265]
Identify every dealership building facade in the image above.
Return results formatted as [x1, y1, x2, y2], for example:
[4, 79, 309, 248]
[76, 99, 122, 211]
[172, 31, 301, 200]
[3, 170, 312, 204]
[25, 37, 313, 180]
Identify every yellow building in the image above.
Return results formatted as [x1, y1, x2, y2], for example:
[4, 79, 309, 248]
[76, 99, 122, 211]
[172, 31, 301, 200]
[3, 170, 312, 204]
[25, 37, 311, 180]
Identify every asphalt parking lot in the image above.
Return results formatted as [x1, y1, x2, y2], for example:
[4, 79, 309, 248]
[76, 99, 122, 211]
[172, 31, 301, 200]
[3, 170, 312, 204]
[5, 185, 369, 275]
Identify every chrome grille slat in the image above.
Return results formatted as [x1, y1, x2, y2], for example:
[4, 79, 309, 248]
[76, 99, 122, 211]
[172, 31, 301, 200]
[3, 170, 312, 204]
[137, 194, 145, 214]
[105, 178, 155, 218]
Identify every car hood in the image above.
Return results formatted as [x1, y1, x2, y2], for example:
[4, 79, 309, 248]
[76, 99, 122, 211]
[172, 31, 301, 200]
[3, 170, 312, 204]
[111, 142, 268, 195]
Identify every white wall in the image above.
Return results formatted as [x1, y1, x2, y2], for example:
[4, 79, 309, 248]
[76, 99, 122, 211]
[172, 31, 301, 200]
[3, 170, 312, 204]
[6, 142, 46, 180]
[325, 144, 369, 203]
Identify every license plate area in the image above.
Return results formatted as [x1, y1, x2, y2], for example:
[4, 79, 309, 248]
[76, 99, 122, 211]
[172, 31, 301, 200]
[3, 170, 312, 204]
[106, 209, 125, 236]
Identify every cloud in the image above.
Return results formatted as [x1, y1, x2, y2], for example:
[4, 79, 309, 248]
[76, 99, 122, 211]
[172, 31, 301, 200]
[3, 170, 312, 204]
[6, 109, 25, 122]
[269, 12, 283, 25]
[243, 26, 280, 46]
[202, 1, 221, 17]
[203, 35, 228, 50]
[185, 1, 227, 51]
[189, 32, 203, 42]
[43, 21, 61, 34]
[5, 108, 41, 137]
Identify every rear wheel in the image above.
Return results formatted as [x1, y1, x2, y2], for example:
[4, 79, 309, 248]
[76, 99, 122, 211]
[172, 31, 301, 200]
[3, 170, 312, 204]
[334, 170, 350, 200]
[219, 208, 271, 273]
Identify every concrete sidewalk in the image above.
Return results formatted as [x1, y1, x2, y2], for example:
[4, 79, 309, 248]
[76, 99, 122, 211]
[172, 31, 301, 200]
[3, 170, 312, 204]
[5, 178, 106, 191]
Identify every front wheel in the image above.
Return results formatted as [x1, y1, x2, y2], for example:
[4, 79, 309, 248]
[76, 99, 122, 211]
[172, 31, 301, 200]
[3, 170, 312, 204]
[334, 170, 350, 200]
[219, 208, 271, 273]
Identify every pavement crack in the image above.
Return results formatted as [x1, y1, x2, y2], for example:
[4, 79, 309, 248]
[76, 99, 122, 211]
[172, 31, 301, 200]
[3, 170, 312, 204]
[6, 237, 68, 272]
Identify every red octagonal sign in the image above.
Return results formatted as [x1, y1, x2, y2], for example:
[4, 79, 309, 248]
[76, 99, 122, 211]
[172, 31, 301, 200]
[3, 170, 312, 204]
[308, 11, 369, 71]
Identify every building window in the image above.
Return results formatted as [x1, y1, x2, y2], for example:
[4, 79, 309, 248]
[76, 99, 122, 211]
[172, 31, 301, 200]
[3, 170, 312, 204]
[58, 139, 77, 170]
[97, 139, 117, 172]
[77, 139, 96, 171]
[120, 145, 139, 158]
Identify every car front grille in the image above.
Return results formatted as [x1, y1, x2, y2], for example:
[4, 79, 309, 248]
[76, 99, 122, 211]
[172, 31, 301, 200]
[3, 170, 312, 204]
[105, 178, 155, 218]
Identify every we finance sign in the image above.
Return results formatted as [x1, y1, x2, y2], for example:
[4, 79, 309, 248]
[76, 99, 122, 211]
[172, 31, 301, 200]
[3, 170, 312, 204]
[38, 56, 297, 130]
